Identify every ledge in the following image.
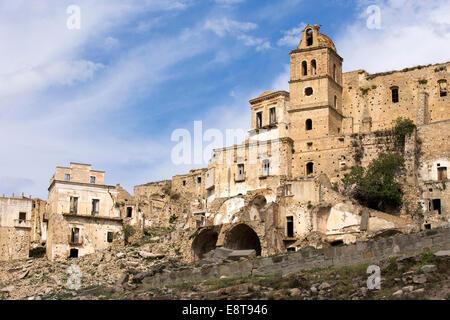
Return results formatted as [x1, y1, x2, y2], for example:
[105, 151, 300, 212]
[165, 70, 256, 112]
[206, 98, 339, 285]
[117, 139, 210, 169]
[62, 213, 122, 222]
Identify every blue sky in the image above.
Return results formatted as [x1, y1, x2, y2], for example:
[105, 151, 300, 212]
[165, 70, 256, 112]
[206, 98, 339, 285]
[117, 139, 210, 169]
[0, 0, 449, 198]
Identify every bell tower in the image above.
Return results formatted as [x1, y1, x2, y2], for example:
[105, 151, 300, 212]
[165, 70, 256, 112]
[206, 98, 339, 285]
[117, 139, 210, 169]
[288, 25, 344, 139]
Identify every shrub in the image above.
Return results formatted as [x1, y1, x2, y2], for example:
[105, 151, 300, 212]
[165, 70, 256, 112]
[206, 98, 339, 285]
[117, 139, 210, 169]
[123, 225, 136, 244]
[342, 153, 405, 211]
[392, 117, 416, 151]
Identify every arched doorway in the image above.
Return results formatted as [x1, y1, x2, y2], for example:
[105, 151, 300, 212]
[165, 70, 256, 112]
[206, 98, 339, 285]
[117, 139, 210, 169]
[224, 224, 261, 256]
[192, 229, 218, 259]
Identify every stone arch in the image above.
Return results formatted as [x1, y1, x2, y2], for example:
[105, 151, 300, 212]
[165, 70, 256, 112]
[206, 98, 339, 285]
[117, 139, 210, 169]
[192, 229, 219, 259]
[224, 224, 262, 256]
[214, 196, 245, 225]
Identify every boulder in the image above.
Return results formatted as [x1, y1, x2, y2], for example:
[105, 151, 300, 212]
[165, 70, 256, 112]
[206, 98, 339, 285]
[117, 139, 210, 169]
[421, 265, 437, 273]
[413, 274, 427, 284]
[138, 251, 165, 259]
[318, 282, 331, 290]
[392, 290, 403, 298]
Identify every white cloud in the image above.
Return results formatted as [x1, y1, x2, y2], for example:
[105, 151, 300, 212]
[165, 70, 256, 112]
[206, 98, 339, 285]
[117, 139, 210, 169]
[277, 22, 306, 47]
[213, 0, 245, 6]
[335, 0, 450, 73]
[0, 1, 209, 198]
[204, 18, 270, 51]
[204, 18, 257, 36]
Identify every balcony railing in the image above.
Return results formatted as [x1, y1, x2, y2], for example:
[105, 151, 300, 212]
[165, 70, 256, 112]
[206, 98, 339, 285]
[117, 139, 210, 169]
[68, 235, 83, 245]
[14, 219, 31, 228]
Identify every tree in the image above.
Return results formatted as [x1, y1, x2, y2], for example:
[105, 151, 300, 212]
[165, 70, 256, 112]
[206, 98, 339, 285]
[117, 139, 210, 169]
[342, 153, 405, 211]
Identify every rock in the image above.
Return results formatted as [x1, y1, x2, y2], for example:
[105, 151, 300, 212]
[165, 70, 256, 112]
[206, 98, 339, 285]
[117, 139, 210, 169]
[220, 275, 229, 280]
[289, 288, 301, 297]
[413, 274, 427, 284]
[116, 273, 129, 286]
[318, 282, 331, 290]
[0, 285, 14, 293]
[421, 265, 437, 273]
[360, 287, 368, 296]
[20, 270, 30, 279]
[434, 250, 450, 257]
[116, 252, 125, 259]
[51, 275, 62, 286]
[412, 288, 425, 295]
[402, 285, 414, 292]
[150, 236, 161, 242]
[392, 290, 403, 298]
[138, 251, 165, 260]
[310, 286, 318, 294]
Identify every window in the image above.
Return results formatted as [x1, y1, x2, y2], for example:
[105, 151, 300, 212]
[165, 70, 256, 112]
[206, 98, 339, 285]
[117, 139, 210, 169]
[391, 87, 399, 103]
[126, 207, 132, 218]
[70, 227, 80, 244]
[90, 176, 96, 184]
[197, 177, 202, 183]
[269, 107, 277, 124]
[334, 95, 338, 109]
[305, 119, 312, 131]
[19, 212, 26, 222]
[70, 197, 78, 214]
[69, 248, 79, 258]
[306, 29, 313, 46]
[305, 87, 313, 96]
[64, 174, 70, 181]
[107, 232, 114, 243]
[285, 184, 292, 196]
[237, 164, 245, 181]
[432, 199, 442, 215]
[311, 60, 317, 75]
[438, 167, 447, 181]
[302, 61, 308, 76]
[307, 142, 313, 149]
[182, 180, 186, 186]
[306, 162, 314, 175]
[262, 159, 270, 176]
[256, 112, 263, 128]
[286, 216, 294, 238]
[439, 80, 447, 97]
[91, 199, 99, 215]
[333, 64, 336, 80]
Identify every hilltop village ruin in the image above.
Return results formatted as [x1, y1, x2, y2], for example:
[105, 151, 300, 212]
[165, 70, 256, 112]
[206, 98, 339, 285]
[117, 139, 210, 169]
[1, 25, 449, 263]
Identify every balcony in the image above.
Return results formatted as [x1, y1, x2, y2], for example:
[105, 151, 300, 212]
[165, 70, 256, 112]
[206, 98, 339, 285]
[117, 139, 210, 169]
[68, 235, 83, 246]
[14, 219, 31, 228]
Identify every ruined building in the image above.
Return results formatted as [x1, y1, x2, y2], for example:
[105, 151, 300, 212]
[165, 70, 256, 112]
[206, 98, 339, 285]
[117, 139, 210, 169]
[45, 163, 123, 260]
[135, 25, 449, 262]
[0, 25, 448, 263]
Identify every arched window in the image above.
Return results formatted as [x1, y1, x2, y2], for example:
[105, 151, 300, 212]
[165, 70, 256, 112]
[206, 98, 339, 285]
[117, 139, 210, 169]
[439, 79, 447, 97]
[302, 61, 308, 76]
[334, 95, 337, 109]
[311, 60, 317, 75]
[306, 29, 313, 46]
[306, 162, 314, 175]
[305, 119, 312, 131]
[391, 86, 399, 103]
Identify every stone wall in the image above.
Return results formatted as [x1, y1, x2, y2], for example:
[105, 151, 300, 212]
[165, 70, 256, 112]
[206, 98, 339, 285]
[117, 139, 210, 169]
[142, 227, 450, 288]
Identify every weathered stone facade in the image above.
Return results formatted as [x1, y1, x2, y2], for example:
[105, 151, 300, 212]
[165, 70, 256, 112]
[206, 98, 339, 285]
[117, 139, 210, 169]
[46, 163, 122, 261]
[0, 196, 32, 261]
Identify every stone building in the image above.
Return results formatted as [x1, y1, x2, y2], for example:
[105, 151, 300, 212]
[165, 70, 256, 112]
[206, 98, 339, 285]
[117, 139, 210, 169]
[139, 24, 449, 261]
[45, 163, 122, 260]
[0, 196, 33, 261]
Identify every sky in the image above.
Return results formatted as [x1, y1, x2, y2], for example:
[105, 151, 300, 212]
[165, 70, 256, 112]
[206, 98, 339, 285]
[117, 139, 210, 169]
[0, 0, 449, 199]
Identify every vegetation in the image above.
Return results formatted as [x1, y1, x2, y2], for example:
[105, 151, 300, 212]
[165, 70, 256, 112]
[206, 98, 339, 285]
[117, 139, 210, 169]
[123, 225, 136, 244]
[342, 153, 405, 211]
[392, 117, 416, 151]
[360, 87, 370, 96]
[162, 183, 171, 195]
[418, 79, 428, 85]
[169, 214, 178, 224]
